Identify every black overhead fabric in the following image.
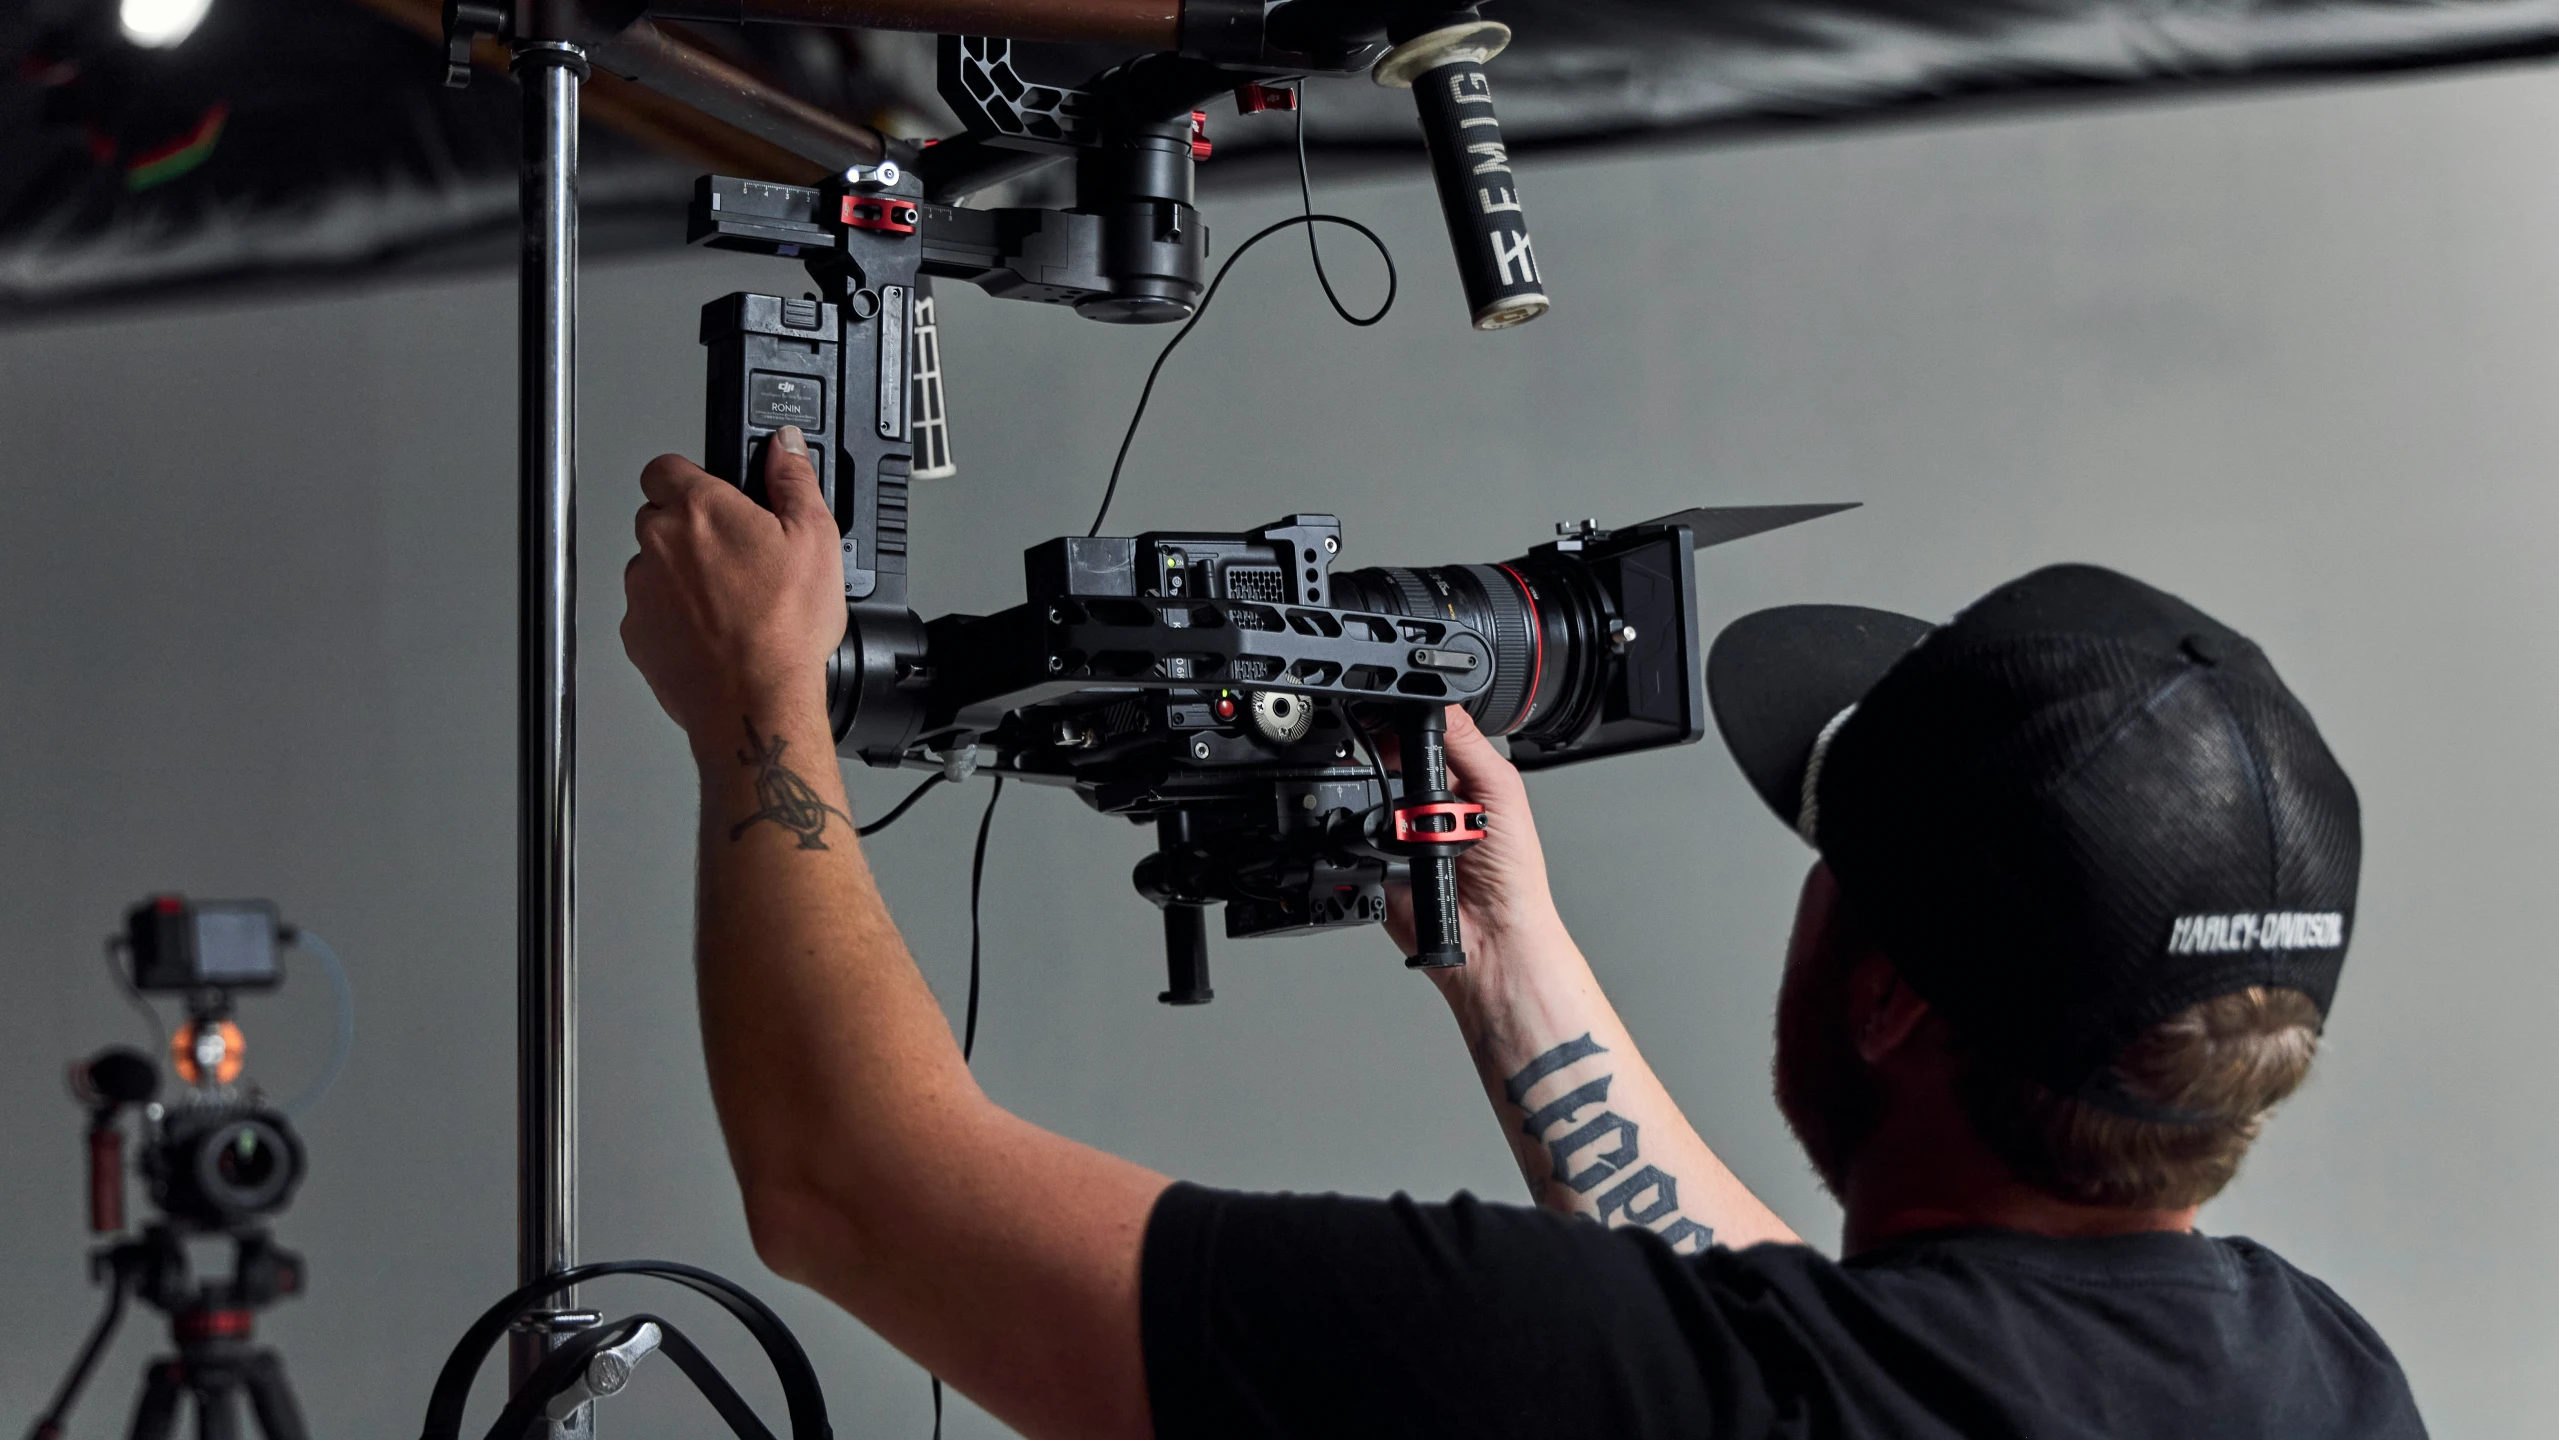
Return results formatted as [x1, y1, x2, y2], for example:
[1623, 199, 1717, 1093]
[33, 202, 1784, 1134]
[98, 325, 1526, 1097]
[0, 0, 700, 314]
[1140, 1183, 2429, 1440]
[9, 0, 2559, 311]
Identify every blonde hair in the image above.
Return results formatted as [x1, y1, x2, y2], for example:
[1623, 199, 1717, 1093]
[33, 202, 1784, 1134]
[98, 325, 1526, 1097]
[1957, 987, 2323, 1209]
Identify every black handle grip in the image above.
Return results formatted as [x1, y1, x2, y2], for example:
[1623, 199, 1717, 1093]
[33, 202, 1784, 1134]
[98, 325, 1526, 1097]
[1408, 55, 1547, 330]
[1406, 852, 1465, 969]
[699, 292, 841, 514]
[1159, 904, 1215, 1005]
[1395, 705, 1471, 968]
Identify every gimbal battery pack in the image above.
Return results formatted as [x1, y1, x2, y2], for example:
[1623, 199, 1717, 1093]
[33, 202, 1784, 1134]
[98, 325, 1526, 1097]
[700, 292, 842, 514]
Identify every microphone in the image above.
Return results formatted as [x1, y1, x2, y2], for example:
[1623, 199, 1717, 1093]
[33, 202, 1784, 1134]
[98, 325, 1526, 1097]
[70, 1046, 159, 1111]
[69, 1047, 158, 1233]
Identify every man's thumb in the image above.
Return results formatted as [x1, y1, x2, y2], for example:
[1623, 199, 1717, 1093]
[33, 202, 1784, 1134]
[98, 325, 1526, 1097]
[1440, 704, 1522, 792]
[764, 426, 832, 527]
[1443, 704, 1500, 760]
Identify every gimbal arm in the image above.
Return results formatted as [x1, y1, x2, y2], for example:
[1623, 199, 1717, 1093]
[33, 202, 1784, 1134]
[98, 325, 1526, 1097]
[594, 18, 885, 170]
[503, 0, 1550, 328]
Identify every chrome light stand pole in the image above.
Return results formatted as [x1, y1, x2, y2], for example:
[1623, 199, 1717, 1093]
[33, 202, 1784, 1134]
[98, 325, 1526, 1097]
[512, 10, 595, 1437]
[469, 1, 1148, 1431]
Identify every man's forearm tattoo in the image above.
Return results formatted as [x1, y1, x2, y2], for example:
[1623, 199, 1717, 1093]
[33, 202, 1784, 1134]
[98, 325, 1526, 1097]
[1504, 1033, 1715, 1255]
[729, 716, 851, 850]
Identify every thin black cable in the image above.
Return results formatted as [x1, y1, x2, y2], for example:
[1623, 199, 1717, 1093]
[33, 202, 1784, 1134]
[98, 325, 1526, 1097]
[964, 775, 1004, 1060]
[1339, 700, 1397, 820]
[1086, 212, 1397, 538]
[927, 103, 1384, 1438]
[931, 773, 1006, 1439]
[100, 938, 164, 1060]
[858, 773, 949, 838]
[1353, 702, 1399, 806]
[1294, 80, 1380, 328]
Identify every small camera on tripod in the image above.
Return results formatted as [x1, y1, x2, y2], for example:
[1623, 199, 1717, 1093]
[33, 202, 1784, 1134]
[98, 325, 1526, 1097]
[110, 897, 309, 1231]
[28, 896, 350, 1440]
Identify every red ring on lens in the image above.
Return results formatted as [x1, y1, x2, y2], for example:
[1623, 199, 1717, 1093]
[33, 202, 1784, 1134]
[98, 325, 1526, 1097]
[1494, 563, 1544, 733]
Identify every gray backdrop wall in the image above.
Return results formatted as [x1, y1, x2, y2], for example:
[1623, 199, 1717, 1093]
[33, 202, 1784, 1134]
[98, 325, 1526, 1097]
[6, 57, 2555, 1438]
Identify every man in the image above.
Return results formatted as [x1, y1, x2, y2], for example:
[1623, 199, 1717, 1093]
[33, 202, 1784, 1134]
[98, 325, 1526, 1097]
[621, 427, 2423, 1438]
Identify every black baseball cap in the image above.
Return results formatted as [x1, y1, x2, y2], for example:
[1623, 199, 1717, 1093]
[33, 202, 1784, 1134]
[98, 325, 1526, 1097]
[1707, 564, 2361, 1113]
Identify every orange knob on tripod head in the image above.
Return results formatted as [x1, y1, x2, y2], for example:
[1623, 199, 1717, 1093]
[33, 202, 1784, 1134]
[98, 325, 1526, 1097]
[170, 1018, 245, 1089]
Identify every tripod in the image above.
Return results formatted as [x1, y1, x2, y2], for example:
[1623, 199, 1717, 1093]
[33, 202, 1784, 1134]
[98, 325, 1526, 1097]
[126, 1315, 308, 1440]
[26, 1225, 309, 1440]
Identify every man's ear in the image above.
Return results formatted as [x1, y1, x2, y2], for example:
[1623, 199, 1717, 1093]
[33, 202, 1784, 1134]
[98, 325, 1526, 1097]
[1850, 955, 1933, 1067]
[1785, 861, 1848, 974]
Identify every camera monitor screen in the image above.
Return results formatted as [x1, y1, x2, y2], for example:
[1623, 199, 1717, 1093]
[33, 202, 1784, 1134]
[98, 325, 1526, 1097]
[192, 905, 279, 984]
[127, 896, 281, 991]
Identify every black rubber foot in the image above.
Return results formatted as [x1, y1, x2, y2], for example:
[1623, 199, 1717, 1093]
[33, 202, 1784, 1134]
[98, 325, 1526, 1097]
[1405, 948, 1466, 971]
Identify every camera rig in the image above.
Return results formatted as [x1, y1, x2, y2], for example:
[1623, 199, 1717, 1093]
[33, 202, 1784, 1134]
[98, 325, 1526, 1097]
[698, 178, 1845, 993]
[685, 10, 1852, 1002]
[28, 897, 347, 1440]
[923, 506, 1850, 1002]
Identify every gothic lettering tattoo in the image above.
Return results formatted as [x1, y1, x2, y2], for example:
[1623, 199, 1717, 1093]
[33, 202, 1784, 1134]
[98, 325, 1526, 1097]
[729, 717, 851, 850]
[1504, 1033, 1715, 1255]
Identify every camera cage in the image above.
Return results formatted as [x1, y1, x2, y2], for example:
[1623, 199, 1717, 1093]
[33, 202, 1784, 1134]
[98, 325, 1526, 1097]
[144, 1105, 308, 1231]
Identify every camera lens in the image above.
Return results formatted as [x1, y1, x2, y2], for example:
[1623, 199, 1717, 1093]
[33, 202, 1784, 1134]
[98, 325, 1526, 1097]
[215, 1124, 279, 1190]
[1334, 555, 1606, 748]
[191, 1114, 299, 1218]
[149, 1107, 305, 1228]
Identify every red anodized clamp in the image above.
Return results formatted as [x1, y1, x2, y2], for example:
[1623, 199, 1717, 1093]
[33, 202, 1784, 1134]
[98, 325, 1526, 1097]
[1189, 110, 1213, 161]
[176, 1309, 257, 1342]
[840, 195, 919, 235]
[1234, 82, 1297, 115]
[1393, 800, 1487, 846]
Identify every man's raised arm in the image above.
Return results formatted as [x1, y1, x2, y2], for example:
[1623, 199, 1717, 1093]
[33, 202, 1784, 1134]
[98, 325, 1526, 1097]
[1400, 709, 1800, 1251]
[622, 427, 1165, 1440]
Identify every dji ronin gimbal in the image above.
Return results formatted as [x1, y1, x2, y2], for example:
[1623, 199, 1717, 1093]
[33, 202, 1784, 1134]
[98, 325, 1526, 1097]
[683, 2, 1615, 1001]
[685, 20, 1845, 1003]
[682, 4, 1848, 1003]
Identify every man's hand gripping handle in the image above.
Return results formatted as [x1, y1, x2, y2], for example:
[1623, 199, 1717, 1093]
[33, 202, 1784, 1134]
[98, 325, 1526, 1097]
[1391, 705, 1487, 969]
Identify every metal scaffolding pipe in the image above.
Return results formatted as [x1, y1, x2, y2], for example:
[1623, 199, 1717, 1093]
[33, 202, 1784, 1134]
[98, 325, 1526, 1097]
[593, 19, 886, 171]
[646, 0, 1178, 47]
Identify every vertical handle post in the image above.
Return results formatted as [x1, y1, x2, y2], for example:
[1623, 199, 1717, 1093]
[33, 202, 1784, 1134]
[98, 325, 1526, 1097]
[1159, 904, 1216, 1005]
[1394, 706, 1481, 969]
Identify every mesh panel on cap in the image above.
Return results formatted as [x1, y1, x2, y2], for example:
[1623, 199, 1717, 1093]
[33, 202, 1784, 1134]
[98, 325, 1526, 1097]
[1815, 617, 2358, 1095]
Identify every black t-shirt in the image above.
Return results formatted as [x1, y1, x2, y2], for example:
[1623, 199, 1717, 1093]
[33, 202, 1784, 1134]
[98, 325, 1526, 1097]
[1141, 1184, 2424, 1439]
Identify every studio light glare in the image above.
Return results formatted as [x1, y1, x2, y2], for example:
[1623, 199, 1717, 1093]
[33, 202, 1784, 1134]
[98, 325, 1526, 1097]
[120, 0, 214, 49]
